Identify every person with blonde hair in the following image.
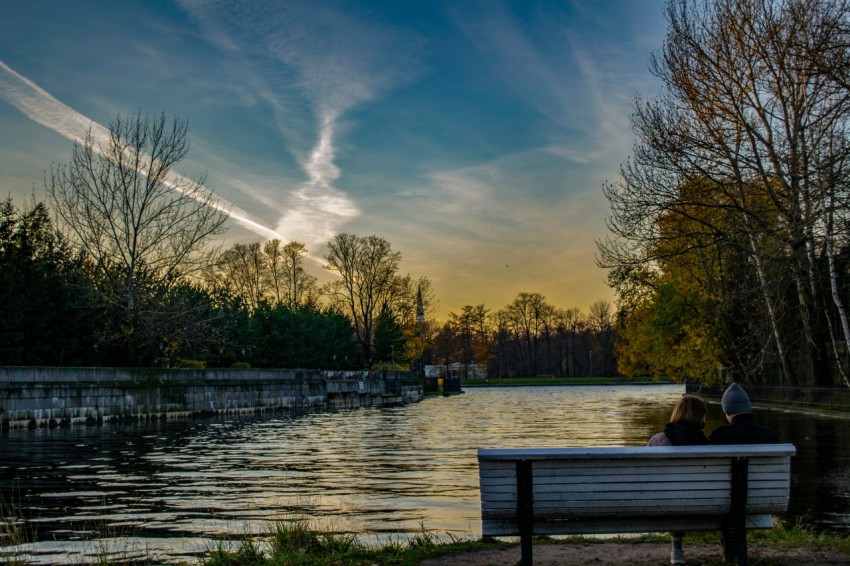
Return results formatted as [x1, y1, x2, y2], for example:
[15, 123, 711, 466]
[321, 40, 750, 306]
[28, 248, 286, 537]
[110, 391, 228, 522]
[649, 394, 709, 447]
[648, 394, 709, 564]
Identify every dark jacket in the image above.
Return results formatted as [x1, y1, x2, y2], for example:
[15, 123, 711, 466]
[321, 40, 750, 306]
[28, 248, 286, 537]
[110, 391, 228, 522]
[708, 413, 780, 445]
[648, 422, 709, 446]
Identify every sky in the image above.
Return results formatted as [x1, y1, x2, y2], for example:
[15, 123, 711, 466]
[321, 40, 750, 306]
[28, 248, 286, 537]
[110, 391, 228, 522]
[0, 0, 667, 319]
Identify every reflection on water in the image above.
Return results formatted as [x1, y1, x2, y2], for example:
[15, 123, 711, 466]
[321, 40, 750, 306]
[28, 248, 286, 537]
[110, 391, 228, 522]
[2, 384, 849, 563]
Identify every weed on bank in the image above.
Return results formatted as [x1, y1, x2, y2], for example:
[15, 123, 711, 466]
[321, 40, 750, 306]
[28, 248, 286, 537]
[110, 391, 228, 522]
[199, 519, 507, 565]
[198, 519, 850, 566]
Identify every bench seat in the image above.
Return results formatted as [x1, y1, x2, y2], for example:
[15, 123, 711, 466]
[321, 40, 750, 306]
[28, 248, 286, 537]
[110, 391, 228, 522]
[478, 444, 796, 564]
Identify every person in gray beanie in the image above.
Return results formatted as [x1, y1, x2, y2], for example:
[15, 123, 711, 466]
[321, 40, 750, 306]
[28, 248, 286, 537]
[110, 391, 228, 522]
[709, 383, 779, 445]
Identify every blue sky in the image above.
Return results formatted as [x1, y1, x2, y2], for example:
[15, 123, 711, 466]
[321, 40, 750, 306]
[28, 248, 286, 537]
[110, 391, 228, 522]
[0, 1, 666, 318]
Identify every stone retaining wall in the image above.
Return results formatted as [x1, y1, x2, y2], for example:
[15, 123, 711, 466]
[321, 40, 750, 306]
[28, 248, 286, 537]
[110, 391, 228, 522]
[0, 367, 423, 429]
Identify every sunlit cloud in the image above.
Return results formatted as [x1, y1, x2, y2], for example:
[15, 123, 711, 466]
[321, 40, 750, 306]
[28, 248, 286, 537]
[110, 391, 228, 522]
[272, 110, 359, 252]
[0, 60, 283, 241]
[178, 0, 425, 252]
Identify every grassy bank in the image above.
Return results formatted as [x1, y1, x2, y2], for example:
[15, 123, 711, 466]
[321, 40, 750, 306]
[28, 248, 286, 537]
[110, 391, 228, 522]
[195, 519, 850, 566]
[3, 516, 849, 564]
[200, 520, 508, 566]
[460, 376, 671, 387]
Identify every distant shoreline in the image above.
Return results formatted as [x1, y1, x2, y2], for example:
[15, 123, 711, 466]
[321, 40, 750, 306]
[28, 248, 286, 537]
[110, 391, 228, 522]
[460, 377, 676, 387]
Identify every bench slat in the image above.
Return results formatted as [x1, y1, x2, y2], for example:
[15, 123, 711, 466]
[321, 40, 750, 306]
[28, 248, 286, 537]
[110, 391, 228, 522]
[478, 444, 796, 461]
[477, 444, 795, 538]
[482, 477, 790, 491]
[482, 495, 791, 513]
[483, 514, 774, 536]
[481, 489, 790, 505]
[480, 458, 791, 476]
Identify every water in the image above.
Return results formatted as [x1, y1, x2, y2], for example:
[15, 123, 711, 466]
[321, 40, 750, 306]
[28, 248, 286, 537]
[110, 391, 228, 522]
[2, 384, 850, 563]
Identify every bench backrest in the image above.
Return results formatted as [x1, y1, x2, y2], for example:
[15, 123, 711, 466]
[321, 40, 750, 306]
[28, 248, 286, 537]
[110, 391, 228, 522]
[478, 444, 796, 536]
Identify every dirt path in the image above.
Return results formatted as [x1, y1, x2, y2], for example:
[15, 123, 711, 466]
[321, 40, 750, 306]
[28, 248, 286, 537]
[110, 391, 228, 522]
[419, 540, 850, 565]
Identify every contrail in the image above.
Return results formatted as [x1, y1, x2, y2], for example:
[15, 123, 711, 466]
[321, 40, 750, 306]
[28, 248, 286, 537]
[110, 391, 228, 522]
[0, 59, 284, 242]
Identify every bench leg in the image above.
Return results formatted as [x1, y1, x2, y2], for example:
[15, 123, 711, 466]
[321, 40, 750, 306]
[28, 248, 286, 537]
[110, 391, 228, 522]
[723, 457, 749, 566]
[517, 460, 534, 566]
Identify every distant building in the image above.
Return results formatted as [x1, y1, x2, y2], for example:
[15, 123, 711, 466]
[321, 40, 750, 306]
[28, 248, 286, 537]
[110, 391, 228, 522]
[416, 285, 425, 325]
[424, 362, 487, 379]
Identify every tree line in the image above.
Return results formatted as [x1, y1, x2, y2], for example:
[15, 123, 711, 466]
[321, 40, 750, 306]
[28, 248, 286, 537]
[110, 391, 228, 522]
[2, 111, 615, 374]
[430, 297, 616, 379]
[0, 193, 432, 370]
[599, 0, 850, 388]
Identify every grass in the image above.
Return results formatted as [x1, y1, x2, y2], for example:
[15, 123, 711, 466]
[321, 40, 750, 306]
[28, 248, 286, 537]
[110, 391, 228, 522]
[3, 512, 849, 565]
[665, 520, 850, 565]
[0, 490, 34, 566]
[199, 519, 510, 566]
[195, 518, 850, 566]
[731, 519, 850, 554]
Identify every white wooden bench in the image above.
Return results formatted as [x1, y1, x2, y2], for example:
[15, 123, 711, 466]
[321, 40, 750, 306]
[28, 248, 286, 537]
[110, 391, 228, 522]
[478, 444, 796, 566]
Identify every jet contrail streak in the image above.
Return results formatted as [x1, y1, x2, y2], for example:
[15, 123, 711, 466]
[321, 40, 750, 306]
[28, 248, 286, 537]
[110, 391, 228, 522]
[0, 60, 283, 242]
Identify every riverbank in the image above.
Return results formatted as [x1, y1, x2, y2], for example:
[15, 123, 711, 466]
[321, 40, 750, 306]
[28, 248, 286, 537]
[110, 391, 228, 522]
[419, 539, 850, 565]
[5, 518, 848, 565]
[192, 523, 850, 566]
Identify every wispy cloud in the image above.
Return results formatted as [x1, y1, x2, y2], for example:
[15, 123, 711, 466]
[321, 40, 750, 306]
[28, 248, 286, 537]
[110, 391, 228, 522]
[381, 144, 606, 252]
[0, 59, 282, 240]
[449, 0, 651, 155]
[178, 0, 425, 252]
[450, 2, 575, 130]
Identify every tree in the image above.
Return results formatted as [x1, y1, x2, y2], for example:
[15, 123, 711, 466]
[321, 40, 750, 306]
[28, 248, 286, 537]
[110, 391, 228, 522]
[372, 304, 407, 369]
[249, 303, 360, 369]
[270, 240, 318, 308]
[587, 301, 616, 377]
[0, 198, 98, 365]
[599, 0, 850, 386]
[448, 305, 491, 377]
[47, 112, 229, 364]
[211, 239, 319, 310]
[497, 292, 555, 377]
[322, 234, 402, 362]
[215, 242, 267, 310]
[553, 307, 587, 377]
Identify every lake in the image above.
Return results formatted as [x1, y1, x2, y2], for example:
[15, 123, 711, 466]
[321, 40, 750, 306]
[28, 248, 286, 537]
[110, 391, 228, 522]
[2, 384, 849, 563]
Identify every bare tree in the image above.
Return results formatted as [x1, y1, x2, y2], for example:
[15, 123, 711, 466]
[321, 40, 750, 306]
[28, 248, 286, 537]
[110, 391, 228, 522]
[323, 234, 402, 362]
[588, 300, 615, 377]
[498, 292, 555, 377]
[47, 111, 228, 363]
[210, 239, 320, 310]
[555, 307, 587, 377]
[265, 240, 318, 308]
[448, 304, 491, 377]
[216, 242, 267, 310]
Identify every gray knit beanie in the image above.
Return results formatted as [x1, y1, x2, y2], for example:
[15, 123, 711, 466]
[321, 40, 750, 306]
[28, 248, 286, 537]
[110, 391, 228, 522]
[721, 383, 752, 414]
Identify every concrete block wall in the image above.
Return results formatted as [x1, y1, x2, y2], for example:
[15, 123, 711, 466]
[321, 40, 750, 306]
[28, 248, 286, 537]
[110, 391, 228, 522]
[0, 367, 423, 429]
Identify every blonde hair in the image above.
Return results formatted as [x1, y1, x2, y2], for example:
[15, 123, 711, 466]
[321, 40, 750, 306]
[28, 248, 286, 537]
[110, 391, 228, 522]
[670, 394, 706, 429]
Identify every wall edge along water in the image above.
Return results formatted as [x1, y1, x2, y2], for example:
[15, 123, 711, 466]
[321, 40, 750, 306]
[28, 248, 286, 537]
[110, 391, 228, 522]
[0, 366, 424, 430]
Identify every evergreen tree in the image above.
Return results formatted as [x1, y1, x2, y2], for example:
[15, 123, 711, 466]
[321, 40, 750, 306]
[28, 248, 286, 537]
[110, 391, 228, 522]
[372, 304, 407, 368]
[0, 198, 98, 365]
